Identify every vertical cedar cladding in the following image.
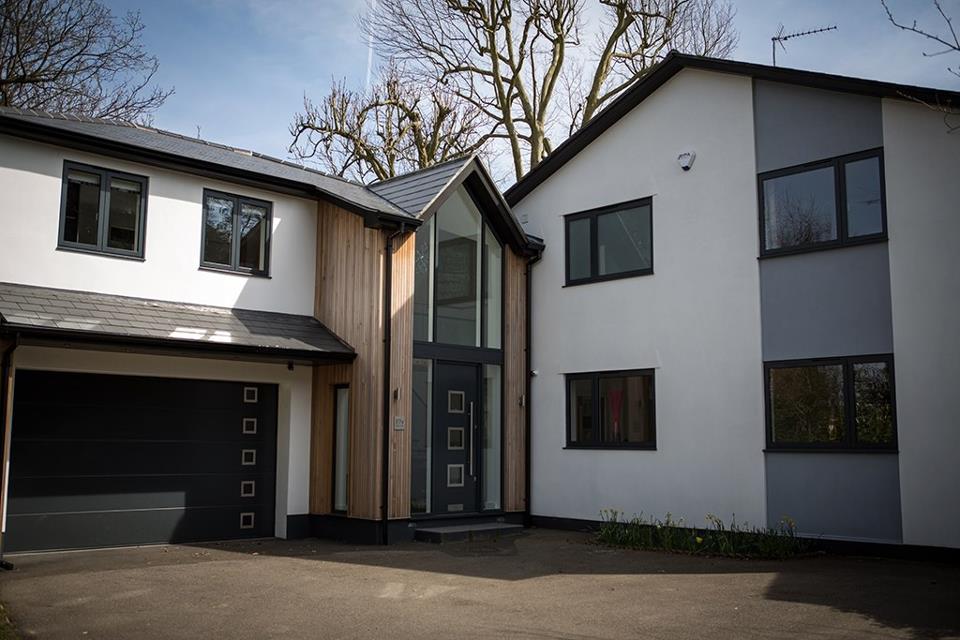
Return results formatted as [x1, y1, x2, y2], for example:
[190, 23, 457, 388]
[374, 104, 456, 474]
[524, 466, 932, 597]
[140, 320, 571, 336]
[504, 248, 528, 512]
[388, 233, 415, 518]
[310, 201, 386, 519]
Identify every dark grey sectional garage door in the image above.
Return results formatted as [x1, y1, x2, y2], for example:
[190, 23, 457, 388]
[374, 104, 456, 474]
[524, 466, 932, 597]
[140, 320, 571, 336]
[6, 370, 277, 552]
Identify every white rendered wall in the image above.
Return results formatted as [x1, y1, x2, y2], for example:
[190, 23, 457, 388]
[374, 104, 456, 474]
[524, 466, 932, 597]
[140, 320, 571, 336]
[10, 346, 314, 539]
[0, 135, 317, 315]
[882, 99, 960, 549]
[515, 69, 766, 528]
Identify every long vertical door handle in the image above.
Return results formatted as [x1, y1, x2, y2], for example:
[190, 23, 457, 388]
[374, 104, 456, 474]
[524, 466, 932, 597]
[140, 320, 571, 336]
[468, 401, 475, 477]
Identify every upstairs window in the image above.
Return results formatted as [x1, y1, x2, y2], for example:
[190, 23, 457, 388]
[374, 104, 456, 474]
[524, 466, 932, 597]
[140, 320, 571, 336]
[760, 149, 886, 256]
[59, 161, 147, 259]
[565, 197, 653, 286]
[765, 355, 897, 451]
[201, 189, 271, 276]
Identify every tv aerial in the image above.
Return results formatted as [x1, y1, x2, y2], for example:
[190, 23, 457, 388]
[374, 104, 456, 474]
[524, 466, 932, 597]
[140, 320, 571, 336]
[771, 24, 837, 66]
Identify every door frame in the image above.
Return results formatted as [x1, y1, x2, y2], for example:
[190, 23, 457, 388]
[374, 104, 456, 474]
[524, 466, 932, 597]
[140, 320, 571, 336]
[410, 349, 506, 520]
[330, 383, 350, 514]
[431, 360, 481, 516]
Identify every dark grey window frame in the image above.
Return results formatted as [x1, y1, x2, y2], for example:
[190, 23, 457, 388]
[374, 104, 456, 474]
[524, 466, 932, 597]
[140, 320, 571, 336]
[200, 189, 273, 277]
[564, 196, 654, 286]
[57, 160, 149, 260]
[564, 368, 657, 450]
[415, 183, 505, 350]
[764, 354, 898, 452]
[758, 148, 887, 258]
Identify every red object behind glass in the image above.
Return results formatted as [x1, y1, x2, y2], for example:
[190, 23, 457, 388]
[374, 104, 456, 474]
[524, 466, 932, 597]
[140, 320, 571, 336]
[608, 388, 623, 441]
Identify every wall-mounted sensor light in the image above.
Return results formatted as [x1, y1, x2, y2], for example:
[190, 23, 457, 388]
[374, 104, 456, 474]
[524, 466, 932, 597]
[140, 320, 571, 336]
[677, 151, 696, 171]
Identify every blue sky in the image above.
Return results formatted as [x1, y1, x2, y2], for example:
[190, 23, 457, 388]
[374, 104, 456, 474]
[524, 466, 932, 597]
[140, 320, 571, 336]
[106, 0, 959, 161]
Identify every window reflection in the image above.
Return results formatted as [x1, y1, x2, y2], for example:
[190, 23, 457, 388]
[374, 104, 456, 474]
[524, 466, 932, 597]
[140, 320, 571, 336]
[763, 166, 837, 250]
[414, 186, 503, 349]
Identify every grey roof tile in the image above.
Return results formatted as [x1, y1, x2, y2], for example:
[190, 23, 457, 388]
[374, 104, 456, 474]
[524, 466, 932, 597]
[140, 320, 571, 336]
[56, 320, 100, 331]
[369, 156, 474, 217]
[0, 282, 354, 360]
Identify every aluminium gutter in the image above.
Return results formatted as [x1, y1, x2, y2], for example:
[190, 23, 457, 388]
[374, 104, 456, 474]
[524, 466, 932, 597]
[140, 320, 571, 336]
[0, 323, 356, 365]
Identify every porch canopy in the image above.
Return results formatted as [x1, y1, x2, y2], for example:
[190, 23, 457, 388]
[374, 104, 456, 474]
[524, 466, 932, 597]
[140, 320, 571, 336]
[0, 282, 355, 364]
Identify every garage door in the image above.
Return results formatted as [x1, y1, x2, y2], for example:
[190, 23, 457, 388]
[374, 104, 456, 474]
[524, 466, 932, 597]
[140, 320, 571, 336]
[6, 370, 277, 552]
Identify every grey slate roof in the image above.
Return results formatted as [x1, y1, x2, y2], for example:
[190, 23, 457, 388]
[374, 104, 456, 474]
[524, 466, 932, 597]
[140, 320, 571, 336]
[369, 155, 473, 217]
[0, 282, 354, 362]
[0, 106, 411, 220]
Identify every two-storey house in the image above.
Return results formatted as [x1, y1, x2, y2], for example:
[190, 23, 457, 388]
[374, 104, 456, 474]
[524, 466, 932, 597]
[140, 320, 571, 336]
[0, 107, 538, 552]
[508, 53, 960, 552]
[1, 51, 957, 556]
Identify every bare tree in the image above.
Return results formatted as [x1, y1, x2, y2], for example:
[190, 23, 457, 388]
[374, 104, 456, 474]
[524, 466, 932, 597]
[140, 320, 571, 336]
[0, 0, 171, 123]
[881, 0, 959, 132]
[882, 0, 959, 78]
[362, 0, 738, 180]
[290, 64, 491, 182]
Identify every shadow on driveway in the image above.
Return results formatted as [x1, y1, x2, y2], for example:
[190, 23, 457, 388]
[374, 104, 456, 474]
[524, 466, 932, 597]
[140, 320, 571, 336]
[2, 529, 958, 639]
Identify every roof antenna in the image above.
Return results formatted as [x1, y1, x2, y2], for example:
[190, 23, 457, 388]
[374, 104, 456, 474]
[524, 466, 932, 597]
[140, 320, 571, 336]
[772, 24, 837, 66]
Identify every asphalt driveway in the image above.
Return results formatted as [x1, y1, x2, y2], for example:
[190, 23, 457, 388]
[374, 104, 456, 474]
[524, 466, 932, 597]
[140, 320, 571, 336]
[0, 529, 957, 639]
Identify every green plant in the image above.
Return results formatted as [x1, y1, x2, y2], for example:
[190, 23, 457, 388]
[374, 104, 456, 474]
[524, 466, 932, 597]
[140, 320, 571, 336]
[596, 509, 807, 559]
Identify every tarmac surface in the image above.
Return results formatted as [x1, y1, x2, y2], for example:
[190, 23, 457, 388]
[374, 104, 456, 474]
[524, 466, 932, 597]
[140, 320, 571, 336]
[1, 529, 957, 639]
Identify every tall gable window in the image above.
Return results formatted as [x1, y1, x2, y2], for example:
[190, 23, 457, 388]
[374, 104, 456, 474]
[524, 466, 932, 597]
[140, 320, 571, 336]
[564, 197, 653, 286]
[59, 161, 147, 259]
[413, 186, 502, 348]
[201, 189, 271, 276]
[760, 149, 886, 256]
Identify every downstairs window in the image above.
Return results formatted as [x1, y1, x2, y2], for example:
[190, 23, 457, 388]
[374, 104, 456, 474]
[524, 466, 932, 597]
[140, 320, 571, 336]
[566, 369, 656, 449]
[766, 355, 897, 450]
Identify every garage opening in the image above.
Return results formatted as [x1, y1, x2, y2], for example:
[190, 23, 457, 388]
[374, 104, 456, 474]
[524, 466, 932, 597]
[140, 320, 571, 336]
[5, 370, 278, 552]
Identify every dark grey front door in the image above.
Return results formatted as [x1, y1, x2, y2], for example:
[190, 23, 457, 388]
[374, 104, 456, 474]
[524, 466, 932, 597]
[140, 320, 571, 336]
[432, 362, 479, 514]
[6, 370, 277, 552]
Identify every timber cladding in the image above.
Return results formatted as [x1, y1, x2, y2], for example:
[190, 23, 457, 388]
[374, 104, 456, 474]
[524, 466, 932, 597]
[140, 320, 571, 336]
[504, 249, 528, 512]
[387, 233, 414, 519]
[311, 201, 387, 520]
